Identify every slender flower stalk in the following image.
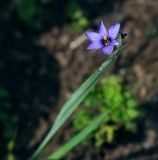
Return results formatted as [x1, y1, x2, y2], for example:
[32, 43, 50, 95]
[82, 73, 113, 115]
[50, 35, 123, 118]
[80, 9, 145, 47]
[85, 21, 121, 55]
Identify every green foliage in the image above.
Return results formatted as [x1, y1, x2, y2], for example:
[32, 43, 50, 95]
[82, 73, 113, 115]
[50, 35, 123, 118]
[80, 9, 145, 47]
[47, 113, 107, 160]
[72, 75, 140, 147]
[66, 0, 89, 32]
[0, 87, 18, 160]
[11, 0, 46, 29]
[146, 26, 158, 38]
[10, 0, 89, 30]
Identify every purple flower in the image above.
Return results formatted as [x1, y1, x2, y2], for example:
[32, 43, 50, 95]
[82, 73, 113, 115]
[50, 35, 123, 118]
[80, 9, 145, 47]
[85, 21, 121, 55]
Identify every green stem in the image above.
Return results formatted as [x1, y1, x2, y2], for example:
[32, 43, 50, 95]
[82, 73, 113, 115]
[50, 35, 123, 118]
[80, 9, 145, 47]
[29, 45, 125, 160]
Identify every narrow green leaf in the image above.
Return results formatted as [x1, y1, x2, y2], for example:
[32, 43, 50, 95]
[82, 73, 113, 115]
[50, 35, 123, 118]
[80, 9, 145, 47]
[30, 46, 125, 160]
[47, 112, 109, 160]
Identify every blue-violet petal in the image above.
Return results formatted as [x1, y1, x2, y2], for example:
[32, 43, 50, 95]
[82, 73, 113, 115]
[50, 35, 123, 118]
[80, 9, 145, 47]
[102, 45, 114, 55]
[111, 39, 120, 46]
[87, 41, 103, 49]
[99, 21, 108, 37]
[108, 23, 120, 39]
[85, 32, 101, 41]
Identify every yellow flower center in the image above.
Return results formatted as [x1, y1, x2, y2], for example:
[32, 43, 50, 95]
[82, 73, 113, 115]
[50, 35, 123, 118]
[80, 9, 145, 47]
[104, 36, 110, 46]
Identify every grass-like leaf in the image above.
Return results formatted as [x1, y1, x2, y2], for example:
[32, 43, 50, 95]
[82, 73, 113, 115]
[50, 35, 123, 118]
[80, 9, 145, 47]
[47, 112, 109, 160]
[30, 46, 125, 160]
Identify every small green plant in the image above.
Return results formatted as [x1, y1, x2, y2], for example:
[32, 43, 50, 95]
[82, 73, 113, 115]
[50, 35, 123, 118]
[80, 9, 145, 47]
[146, 26, 158, 38]
[72, 75, 140, 147]
[66, 0, 89, 33]
[11, 0, 44, 29]
[10, 0, 89, 30]
[0, 87, 18, 160]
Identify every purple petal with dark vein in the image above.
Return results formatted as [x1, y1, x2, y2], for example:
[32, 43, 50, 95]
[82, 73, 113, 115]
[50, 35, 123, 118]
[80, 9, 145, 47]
[85, 32, 101, 41]
[111, 39, 120, 46]
[99, 21, 108, 37]
[87, 41, 103, 50]
[108, 23, 120, 39]
[102, 45, 114, 55]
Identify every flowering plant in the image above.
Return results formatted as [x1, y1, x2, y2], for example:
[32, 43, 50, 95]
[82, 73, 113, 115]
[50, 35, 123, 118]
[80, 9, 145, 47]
[30, 20, 126, 160]
[86, 21, 120, 55]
